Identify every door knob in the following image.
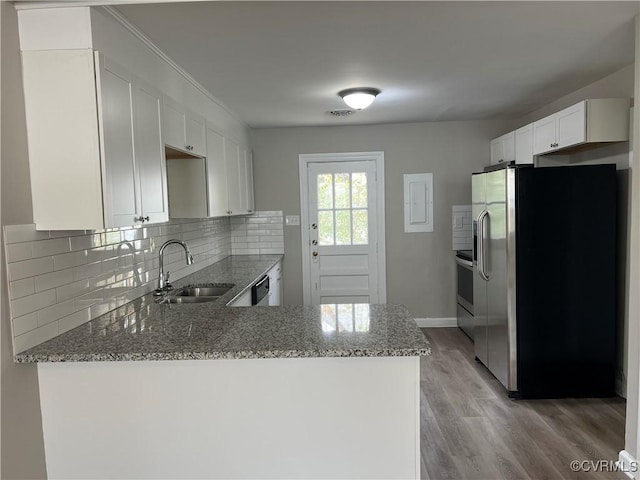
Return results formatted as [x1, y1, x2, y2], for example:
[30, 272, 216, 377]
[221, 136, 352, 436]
[312, 251, 318, 257]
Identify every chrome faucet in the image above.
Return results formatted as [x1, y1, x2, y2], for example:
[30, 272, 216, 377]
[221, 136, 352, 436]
[154, 239, 194, 295]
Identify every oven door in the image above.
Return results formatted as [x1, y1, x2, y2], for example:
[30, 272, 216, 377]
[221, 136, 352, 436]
[456, 256, 474, 313]
[456, 255, 474, 340]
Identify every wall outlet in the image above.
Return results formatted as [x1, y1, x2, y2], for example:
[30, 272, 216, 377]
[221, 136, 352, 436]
[285, 215, 300, 226]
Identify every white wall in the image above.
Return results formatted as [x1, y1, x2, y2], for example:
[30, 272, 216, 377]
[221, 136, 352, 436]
[621, 15, 640, 475]
[1, 3, 47, 478]
[251, 120, 508, 317]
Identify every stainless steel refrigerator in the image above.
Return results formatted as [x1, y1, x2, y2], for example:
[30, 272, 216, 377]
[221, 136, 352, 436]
[472, 164, 616, 398]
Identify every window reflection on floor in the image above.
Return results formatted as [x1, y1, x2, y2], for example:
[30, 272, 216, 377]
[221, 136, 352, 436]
[321, 304, 370, 333]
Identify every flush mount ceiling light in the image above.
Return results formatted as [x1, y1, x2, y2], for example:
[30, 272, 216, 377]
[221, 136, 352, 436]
[338, 87, 381, 110]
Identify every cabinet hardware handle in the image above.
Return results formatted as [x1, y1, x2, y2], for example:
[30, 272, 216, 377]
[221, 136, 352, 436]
[311, 223, 317, 229]
[312, 240, 318, 245]
[136, 215, 150, 223]
[228, 211, 232, 214]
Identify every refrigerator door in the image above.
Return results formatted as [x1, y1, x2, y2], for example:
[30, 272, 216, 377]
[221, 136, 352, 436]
[484, 169, 511, 390]
[472, 173, 488, 365]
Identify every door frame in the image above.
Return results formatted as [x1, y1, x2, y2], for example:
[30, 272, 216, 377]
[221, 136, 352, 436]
[299, 152, 387, 305]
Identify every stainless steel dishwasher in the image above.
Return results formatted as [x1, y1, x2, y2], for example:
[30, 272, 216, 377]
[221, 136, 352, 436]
[251, 275, 270, 305]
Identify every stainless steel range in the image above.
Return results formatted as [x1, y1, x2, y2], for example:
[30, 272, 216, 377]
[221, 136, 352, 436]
[455, 250, 474, 340]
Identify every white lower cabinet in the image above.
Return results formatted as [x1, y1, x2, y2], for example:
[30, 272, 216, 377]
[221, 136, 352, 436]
[206, 126, 255, 217]
[268, 261, 283, 306]
[21, 49, 168, 230]
[228, 289, 252, 307]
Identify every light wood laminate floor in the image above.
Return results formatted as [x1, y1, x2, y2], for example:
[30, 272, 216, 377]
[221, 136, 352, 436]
[420, 328, 627, 480]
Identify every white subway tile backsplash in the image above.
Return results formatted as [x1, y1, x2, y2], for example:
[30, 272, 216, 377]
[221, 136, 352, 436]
[11, 289, 57, 318]
[31, 237, 71, 257]
[5, 243, 33, 263]
[53, 250, 88, 270]
[5, 214, 281, 354]
[12, 312, 38, 336]
[58, 309, 91, 335]
[452, 205, 473, 251]
[56, 279, 90, 302]
[72, 262, 102, 281]
[14, 322, 59, 353]
[8, 257, 54, 281]
[37, 299, 79, 327]
[4, 224, 50, 244]
[34, 269, 74, 293]
[231, 211, 284, 255]
[9, 278, 35, 300]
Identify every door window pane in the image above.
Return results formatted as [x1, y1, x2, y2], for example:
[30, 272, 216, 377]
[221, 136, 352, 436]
[352, 209, 368, 244]
[354, 304, 371, 332]
[317, 174, 333, 209]
[337, 304, 353, 332]
[335, 210, 351, 245]
[318, 211, 334, 245]
[334, 173, 350, 209]
[351, 173, 367, 208]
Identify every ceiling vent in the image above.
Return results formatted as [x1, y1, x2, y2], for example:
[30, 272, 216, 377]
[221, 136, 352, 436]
[328, 109, 355, 117]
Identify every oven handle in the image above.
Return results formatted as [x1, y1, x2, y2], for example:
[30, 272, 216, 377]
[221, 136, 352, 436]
[455, 256, 473, 269]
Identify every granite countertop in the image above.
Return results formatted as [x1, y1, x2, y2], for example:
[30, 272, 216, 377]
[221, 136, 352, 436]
[15, 255, 431, 363]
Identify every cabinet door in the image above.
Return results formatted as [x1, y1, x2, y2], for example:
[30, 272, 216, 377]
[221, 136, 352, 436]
[490, 137, 502, 165]
[532, 114, 557, 155]
[515, 124, 534, 164]
[556, 101, 586, 149]
[268, 262, 282, 306]
[96, 55, 139, 228]
[228, 289, 251, 307]
[501, 132, 515, 163]
[225, 138, 243, 215]
[134, 81, 169, 224]
[163, 98, 186, 152]
[185, 114, 206, 156]
[206, 128, 229, 217]
[241, 148, 255, 213]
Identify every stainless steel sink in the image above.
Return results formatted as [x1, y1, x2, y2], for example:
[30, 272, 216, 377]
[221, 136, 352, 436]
[163, 284, 235, 305]
[165, 296, 219, 304]
[179, 285, 234, 297]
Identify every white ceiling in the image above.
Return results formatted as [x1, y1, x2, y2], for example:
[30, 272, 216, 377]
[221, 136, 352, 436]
[115, 1, 639, 128]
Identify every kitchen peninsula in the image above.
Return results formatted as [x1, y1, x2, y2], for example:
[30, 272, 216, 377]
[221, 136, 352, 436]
[17, 255, 430, 479]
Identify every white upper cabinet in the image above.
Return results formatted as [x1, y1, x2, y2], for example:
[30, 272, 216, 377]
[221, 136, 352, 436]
[21, 49, 168, 230]
[133, 82, 169, 224]
[225, 138, 243, 215]
[241, 148, 255, 214]
[205, 128, 230, 217]
[206, 126, 255, 217]
[532, 99, 630, 155]
[514, 124, 534, 165]
[162, 96, 206, 156]
[490, 132, 515, 165]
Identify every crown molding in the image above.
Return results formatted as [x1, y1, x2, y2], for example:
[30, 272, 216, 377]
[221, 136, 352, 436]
[13, 1, 249, 131]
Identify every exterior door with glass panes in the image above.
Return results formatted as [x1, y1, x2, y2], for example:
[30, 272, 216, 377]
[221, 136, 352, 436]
[307, 161, 378, 304]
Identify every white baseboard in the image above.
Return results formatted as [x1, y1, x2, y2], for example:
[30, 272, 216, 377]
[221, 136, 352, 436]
[414, 317, 457, 328]
[618, 450, 638, 479]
